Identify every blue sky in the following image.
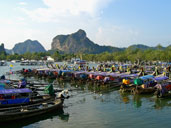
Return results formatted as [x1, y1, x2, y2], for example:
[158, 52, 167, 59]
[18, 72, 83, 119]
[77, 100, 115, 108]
[0, 0, 170, 50]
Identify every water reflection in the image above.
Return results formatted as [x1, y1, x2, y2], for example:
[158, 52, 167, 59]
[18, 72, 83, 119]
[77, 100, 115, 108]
[22, 76, 171, 111]
[58, 112, 70, 122]
[120, 92, 130, 104]
[154, 98, 171, 110]
[133, 95, 142, 108]
[42, 78, 171, 111]
[119, 92, 157, 109]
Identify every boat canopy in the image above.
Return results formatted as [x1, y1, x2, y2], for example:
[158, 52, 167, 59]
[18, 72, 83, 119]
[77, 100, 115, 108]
[0, 80, 11, 84]
[134, 78, 143, 85]
[153, 76, 169, 81]
[120, 74, 138, 78]
[0, 88, 32, 95]
[61, 70, 73, 73]
[139, 75, 154, 80]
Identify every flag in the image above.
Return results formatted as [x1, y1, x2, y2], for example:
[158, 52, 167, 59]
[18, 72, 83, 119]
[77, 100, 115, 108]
[10, 64, 13, 67]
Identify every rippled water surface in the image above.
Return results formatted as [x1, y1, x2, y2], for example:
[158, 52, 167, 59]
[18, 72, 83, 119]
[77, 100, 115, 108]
[0, 63, 171, 128]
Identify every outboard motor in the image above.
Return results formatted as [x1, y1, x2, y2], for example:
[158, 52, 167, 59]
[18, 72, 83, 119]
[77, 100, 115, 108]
[58, 90, 70, 99]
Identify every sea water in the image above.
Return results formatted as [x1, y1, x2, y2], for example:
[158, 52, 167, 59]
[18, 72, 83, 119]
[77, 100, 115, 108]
[0, 63, 171, 128]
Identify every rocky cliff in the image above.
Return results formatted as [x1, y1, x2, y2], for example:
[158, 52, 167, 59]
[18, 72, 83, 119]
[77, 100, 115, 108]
[13, 39, 46, 54]
[51, 29, 123, 53]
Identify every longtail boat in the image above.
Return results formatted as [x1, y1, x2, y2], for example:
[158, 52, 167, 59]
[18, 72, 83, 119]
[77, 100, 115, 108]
[0, 88, 55, 108]
[0, 98, 63, 122]
[154, 76, 170, 98]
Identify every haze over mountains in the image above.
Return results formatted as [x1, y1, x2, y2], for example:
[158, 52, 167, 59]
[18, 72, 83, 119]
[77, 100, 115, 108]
[2, 29, 170, 55]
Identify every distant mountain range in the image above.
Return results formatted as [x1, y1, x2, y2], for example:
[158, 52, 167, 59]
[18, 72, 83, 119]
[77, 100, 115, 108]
[51, 29, 170, 54]
[6, 39, 46, 54]
[3, 29, 170, 55]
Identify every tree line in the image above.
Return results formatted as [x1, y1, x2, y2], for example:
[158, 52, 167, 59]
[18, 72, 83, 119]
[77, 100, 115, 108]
[0, 47, 171, 62]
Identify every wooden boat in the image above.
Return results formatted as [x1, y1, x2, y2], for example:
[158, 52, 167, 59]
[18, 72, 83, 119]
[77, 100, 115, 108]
[120, 84, 136, 93]
[131, 86, 156, 94]
[0, 98, 63, 122]
[120, 75, 156, 94]
[131, 75, 156, 94]
[119, 74, 139, 92]
[0, 88, 55, 108]
[0, 60, 7, 66]
[154, 77, 170, 98]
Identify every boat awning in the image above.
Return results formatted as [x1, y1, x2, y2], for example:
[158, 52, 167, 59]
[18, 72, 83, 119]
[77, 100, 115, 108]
[120, 74, 138, 78]
[139, 75, 154, 80]
[61, 70, 73, 73]
[154, 76, 169, 81]
[0, 88, 32, 95]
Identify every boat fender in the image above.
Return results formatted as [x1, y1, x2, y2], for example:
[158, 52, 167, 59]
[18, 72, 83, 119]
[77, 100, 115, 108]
[21, 106, 28, 112]
[21, 109, 28, 112]
[42, 103, 48, 107]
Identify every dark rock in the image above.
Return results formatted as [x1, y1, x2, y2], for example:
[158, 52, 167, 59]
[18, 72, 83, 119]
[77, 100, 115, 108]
[12, 39, 46, 54]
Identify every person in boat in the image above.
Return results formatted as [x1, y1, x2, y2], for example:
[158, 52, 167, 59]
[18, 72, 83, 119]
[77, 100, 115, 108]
[22, 68, 25, 72]
[111, 65, 115, 72]
[103, 67, 106, 72]
[96, 67, 98, 71]
[99, 65, 102, 71]
[165, 66, 170, 77]
[92, 66, 95, 71]
[78, 66, 81, 71]
[18, 78, 27, 88]
[119, 66, 122, 73]
[162, 67, 166, 76]
[139, 67, 145, 76]
[0, 75, 5, 80]
[44, 84, 55, 96]
[155, 83, 168, 97]
[154, 66, 159, 76]
[73, 66, 76, 71]
[60, 65, 63, 70]
[127, 67, 130, 74]
[86, 66, 89, 71]
[55, 64, 59, 69]
[28, 69, 32, 72]
[58, 90, 70, 99]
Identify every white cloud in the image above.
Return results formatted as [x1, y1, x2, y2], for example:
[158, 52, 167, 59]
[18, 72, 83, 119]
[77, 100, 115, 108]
[19, 2, 27, 6]
[0, 19, 13, 25]
[21, 0, 112, 22]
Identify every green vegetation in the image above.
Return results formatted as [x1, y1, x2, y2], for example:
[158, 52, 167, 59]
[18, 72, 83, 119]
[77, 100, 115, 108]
[0, 47, 170, 62]
[0, 52, 50, 60]
[81, 47, 171, 62]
